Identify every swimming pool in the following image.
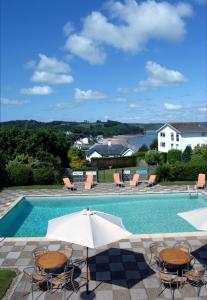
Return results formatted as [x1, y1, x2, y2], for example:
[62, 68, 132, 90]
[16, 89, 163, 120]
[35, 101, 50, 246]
[1, 193, 207, 237]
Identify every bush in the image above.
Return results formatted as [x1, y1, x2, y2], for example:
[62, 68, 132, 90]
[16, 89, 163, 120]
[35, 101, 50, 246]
[138, 144, 149, 152]
[167, 149, 182, 164]
[155, 161, 207, 182]
[145, 150, 160, 165]
[159, 152, 167, 164]
[133, 152, 146, 160]
[182, 145, 192, 162]
[91, 156, 137, 170]
[33, 168, 55, 184]
[7, 162, 33, 186]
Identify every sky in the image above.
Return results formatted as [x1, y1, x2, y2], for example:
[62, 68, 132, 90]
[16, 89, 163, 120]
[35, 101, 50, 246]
[1, 0, 207, 123]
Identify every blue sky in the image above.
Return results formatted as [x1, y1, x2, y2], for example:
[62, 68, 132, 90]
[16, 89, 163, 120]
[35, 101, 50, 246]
[1, 0, 207, 123]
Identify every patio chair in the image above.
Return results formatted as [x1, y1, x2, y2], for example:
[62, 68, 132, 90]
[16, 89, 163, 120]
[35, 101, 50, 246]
[149, 241, 166, 266]
[147, 175, 157, 187]
[32, 246, 48, 260]
[23, 266, 50, 300]
[84, 175, 94, 190]
[130, 173, 140, 187]
[113, 173, 124, 187]
[63, 178, 76, 190]
[182, 264, 206, 297]
[158, 270, 185, 299]
[60, 245, 73, 266]
[196, 174, 206, 189]
[48, 265, 78, 299]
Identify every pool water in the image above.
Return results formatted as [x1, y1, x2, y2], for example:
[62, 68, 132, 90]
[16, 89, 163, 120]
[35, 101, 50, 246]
[0, 193, 207, 237]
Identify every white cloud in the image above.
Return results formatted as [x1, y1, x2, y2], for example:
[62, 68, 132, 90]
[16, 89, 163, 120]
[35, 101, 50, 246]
[115, 97, 127, 102]
[128, 103, 140, 108]
[64, 0, 193, 63]
[63, 22, 75, 36]
[0, 97, 30, 105]
[50, 103, 68, 110]
[37, 54, 70, 73]
[137, 61, 187, 91]
[75, 88, 106, 101]
[20, 86, 53, 95]
[65, 34, 106, 64]
[164, 103, 183, 110]
[24, 60, 36, 69]
[117, 87, 131, 94]
[32, 71, 74, 84]
[198, 106, 207, 112]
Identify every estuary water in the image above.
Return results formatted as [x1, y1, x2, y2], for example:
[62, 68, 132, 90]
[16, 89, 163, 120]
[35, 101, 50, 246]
[127, 131, 157, 151]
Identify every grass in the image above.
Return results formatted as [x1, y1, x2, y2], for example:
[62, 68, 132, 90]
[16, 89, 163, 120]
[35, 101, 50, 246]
[0, 270, 16, 299]
[160, 181, 196, 186]
[3, 184, 63, 190]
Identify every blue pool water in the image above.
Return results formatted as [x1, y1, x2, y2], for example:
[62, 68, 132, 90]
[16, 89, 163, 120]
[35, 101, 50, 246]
[0, 193, 207, 237]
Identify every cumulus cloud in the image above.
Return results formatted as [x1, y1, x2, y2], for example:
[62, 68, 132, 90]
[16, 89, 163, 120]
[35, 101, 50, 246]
[25, 54, 74, 85]
[117, 87, 131, 94]
[198, 106, 207, 112]
[128, 103, 140, 108]
[20, 86, 53, 95]
[164, 103, 183, 110]
[137, 61, 187, 91]
[0, 97, 30, 105]
[50, 103, 68, 110]
[63, 22, 75, 36]
[75, 88, 106, 101]
[115, 97, 127, 102]
[24, 60, 36, 69]
[64, 0, 193, 63]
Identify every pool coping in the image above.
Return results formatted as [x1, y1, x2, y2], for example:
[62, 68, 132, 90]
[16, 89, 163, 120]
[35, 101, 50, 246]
[1, 189, 207, 240]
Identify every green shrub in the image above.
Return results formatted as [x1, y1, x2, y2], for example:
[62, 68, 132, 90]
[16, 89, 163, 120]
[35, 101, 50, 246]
[33, 168, 55, 184]
[167, 149, 182, 164]
[159, 152, 167, 164]
[138, 144, 148, 152]
[7, 162, 33, 186]
[155, 164, 171, 181]
[134, 152, 146, 160]
[145, 150, 160, 165]
[182, 145, 192, 162]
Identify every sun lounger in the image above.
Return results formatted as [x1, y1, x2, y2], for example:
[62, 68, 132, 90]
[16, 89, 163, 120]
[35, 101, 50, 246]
[130, 174, 140, 187]
[84, 175, 94, 190]
[63, 178, 76, 190]
[113, 173, 124, 187]
[196, 174, 206, 189]
[147, 175, 156, 187]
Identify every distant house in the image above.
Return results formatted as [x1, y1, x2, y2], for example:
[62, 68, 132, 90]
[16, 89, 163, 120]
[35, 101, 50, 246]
[86, 142, 134, 161]
[157, 122, 207, 153]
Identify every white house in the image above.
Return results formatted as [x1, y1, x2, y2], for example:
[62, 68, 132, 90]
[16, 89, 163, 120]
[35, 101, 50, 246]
[157, 122, 207, 153]
[86, 142, 134, 161]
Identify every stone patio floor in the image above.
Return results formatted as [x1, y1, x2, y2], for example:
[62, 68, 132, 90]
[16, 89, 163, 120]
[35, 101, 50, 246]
[0, 184, 207, 299]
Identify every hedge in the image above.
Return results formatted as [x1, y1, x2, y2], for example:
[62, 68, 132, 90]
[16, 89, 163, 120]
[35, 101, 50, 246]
[33, 168, 55, 184]
[7, 164, 33, 186]
[91, 156, 137, 170]
[155, 162, 207, 182]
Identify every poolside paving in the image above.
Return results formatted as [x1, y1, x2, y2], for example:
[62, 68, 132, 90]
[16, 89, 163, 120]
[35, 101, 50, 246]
[0, 184, 207, 299]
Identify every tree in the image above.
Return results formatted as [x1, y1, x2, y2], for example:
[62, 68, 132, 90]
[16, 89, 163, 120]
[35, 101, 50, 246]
[145, 150, 160, 165]
[191, 145, 207, 162]
[138, 144, 149, 152]
[167, 149, 182, 164]
[182, 145, 192, 162]
[149, 138, 158, 150]
[67, 147, 86, 169]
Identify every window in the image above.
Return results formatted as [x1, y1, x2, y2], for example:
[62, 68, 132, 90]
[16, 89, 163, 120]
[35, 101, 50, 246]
[176, 144, 179, 149]
[160, 142, 165, 147]
[171, 132, 174, 141]
[171, 144, 174, 149]
[201, 133, 206, 137]
[160, 132, 165, 137]
[176, 133, 179, 141]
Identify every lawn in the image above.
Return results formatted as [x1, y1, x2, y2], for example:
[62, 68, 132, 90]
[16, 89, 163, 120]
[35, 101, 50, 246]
[3, 184, 63, 190]
[0, 270, 16, 299]
[160, 181, 196, 186]
[98, 166, 148, 182]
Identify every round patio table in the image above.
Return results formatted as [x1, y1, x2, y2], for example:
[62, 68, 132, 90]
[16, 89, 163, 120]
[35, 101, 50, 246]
[36, 251, 67, 272]
[159, 248, 191, 265]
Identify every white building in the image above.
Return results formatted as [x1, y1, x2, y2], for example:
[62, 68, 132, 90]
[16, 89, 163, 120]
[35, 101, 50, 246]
[157, 123, 207, 153]
[86, 143, 134, 161]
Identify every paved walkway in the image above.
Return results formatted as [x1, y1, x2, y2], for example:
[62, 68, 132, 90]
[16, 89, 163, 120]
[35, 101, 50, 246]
[0, 184, 207, 299]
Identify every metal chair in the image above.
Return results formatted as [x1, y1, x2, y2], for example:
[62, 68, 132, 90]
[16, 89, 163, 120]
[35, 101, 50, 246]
[149, 241, 166, 266]
[158, 270, 185, 299]
[182, 264, 206, 297]
[48, 265, 78, 299]
[23, 266, 50, 300]
[174, 241, 192, 253]
[60, 245, 73, 266]
[32, 246, 48, 260]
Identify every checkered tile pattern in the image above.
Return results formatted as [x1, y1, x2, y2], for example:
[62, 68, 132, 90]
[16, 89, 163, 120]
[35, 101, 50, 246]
[1, 236, 207, 299]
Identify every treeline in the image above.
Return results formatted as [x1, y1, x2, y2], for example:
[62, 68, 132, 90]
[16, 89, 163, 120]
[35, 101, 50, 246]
[0, 120, 144, 138]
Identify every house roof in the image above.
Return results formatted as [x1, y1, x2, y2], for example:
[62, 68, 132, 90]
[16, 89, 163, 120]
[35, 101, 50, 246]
[157, 122, 207, 133]
[87, 144, 131, 157]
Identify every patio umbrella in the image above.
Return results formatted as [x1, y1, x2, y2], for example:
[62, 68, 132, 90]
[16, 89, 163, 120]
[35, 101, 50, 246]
[178, 208, 207, 231]
[46, 208, 131, 294]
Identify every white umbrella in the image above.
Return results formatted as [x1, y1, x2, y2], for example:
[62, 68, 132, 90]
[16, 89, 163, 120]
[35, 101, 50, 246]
[46, 208, 131, 294]
[178, 208, 207, 231]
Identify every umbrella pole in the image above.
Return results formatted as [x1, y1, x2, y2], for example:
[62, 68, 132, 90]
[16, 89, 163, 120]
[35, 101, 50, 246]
[86, 246, 89, 294]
